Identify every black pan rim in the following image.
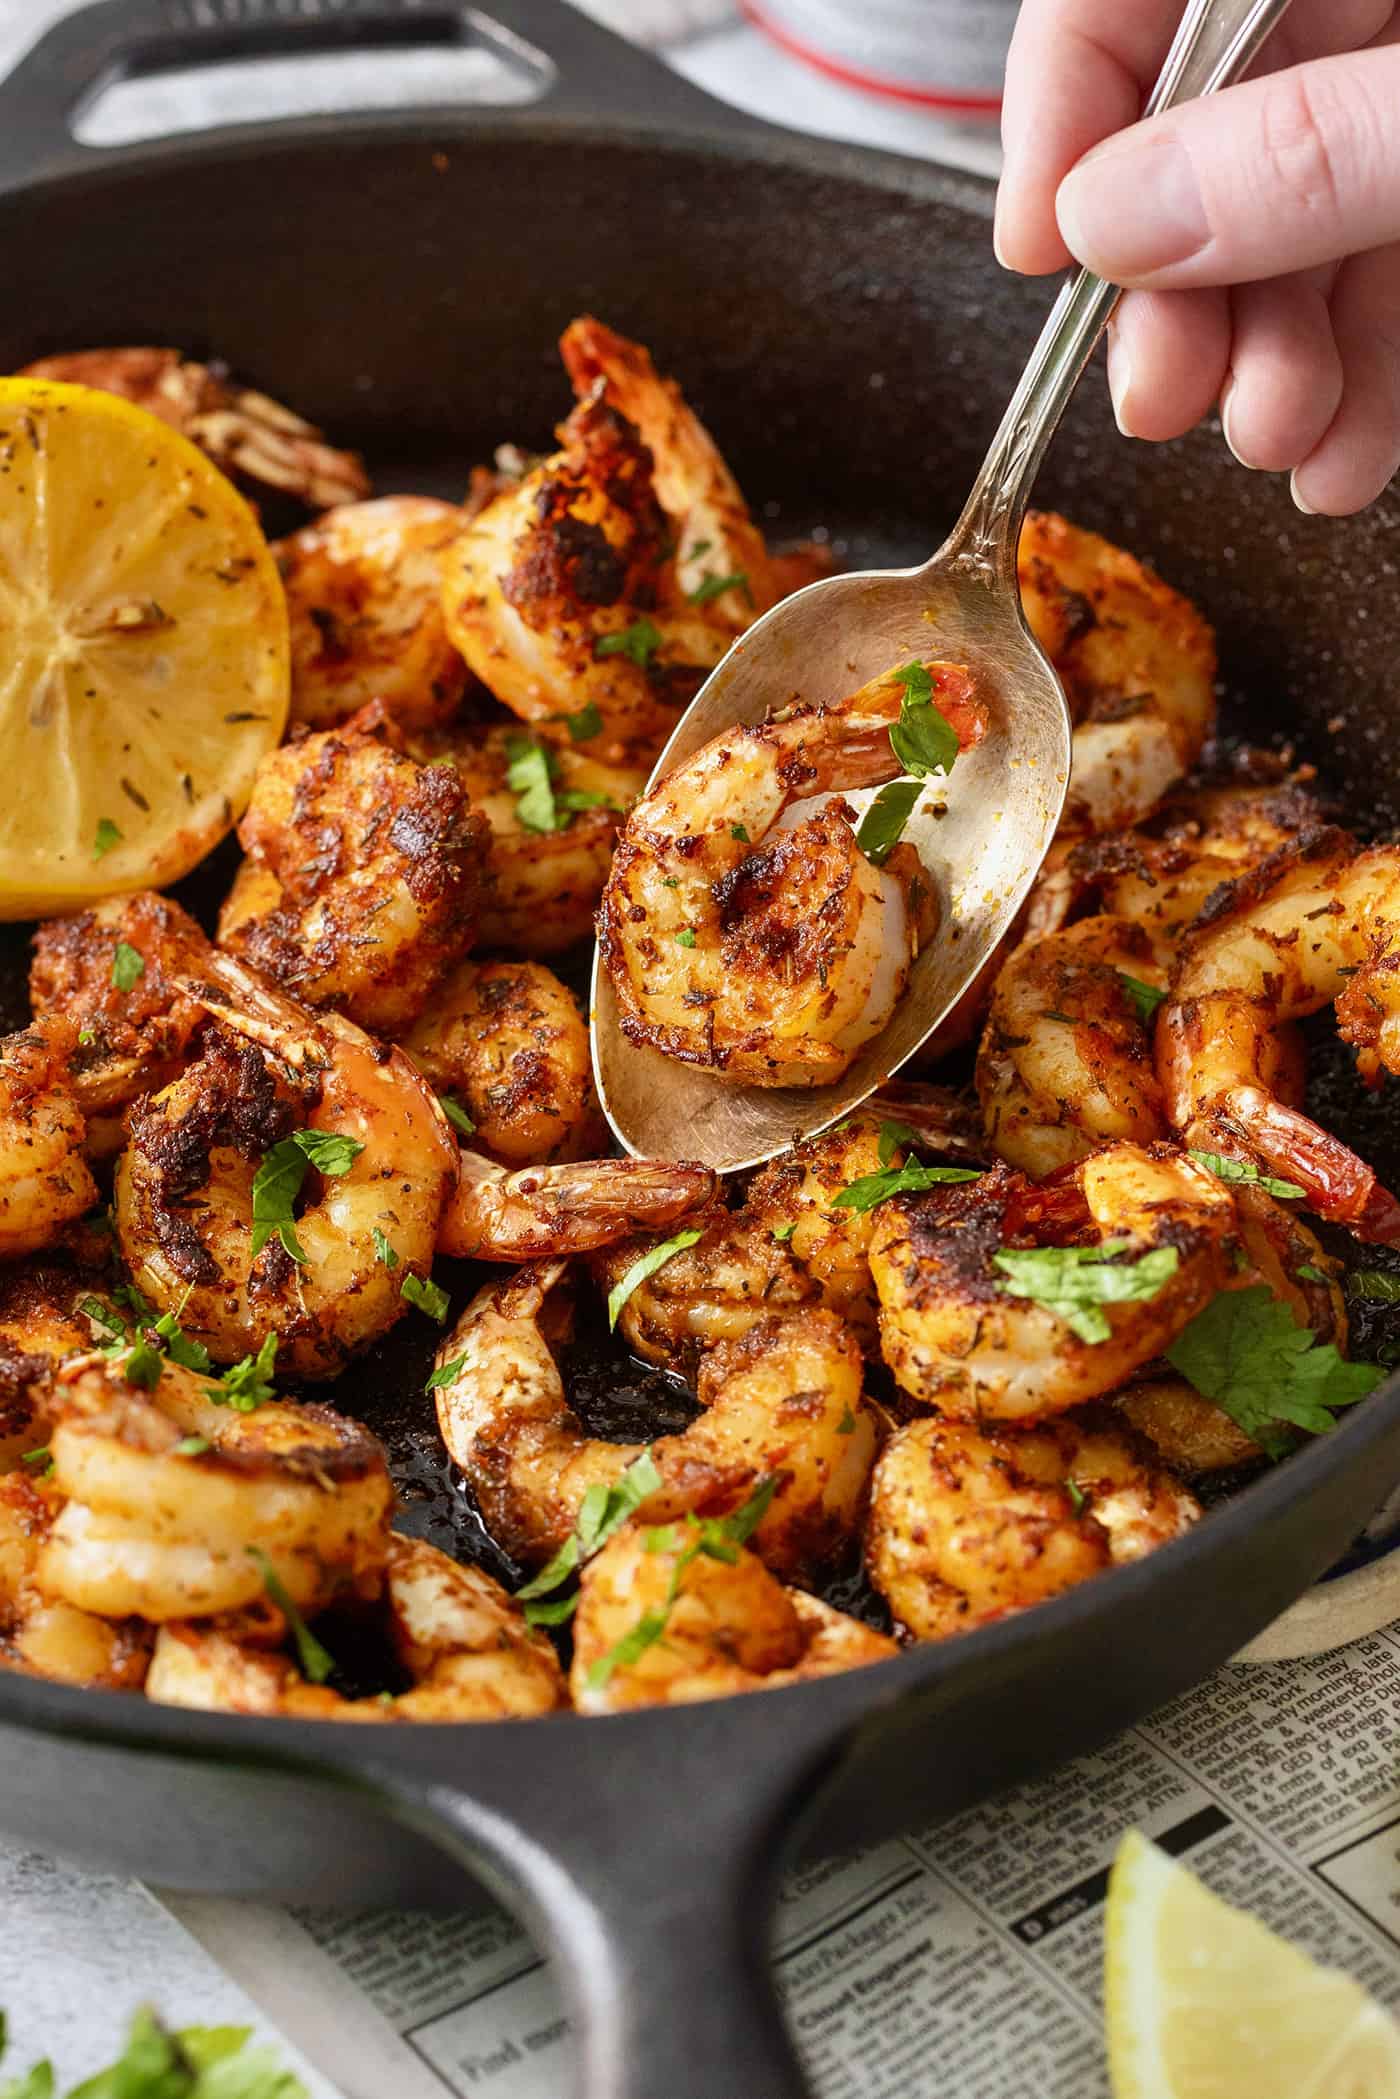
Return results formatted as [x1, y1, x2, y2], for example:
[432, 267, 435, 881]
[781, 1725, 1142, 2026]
[0, 92, 1395, 1762]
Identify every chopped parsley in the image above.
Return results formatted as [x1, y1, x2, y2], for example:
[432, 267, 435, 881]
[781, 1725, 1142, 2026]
[505, 734, 616, 834]
[92, 817, 123, 861]
[559, 701, 602, 743]
[1065, 1478, 1088, 1516]
[110, 942, 145, 992]
[856, 778, 923, 867]
[833, 1160, 980, 1214]
[594, 617, 663, 669]
[402, 1273, 450, 1324]
[772, 1222, 797, 1244]
[993, 1241, 1181, 1345]
[20, 1446, 50, 1468]
[215, 1334, 278, 1413]
[1118, 973, 1168, 1027]
[1296, 1264, 1328, 1284]
[586, 1477, 780, 1690]
[675, 927, 697, 949]
[0, 2007, 311, 2099]
[730, 823, 750, 843]
[1188, 1151, 1306, 1201]
[372, 1227, 400, 1270]
[172, 1436, 211, 1458]
[438, 1094, 475, 1138]
[247, 1547, 336, 1684]
[607, 1228, 704, 1330]
[1167, 1286, 1383, 1460]
[835, 1406, 857, 1436]
[517, 1449, 663, 1624]
[425, 1354, 466, 1393]
[687, 569, 752, 607]
[80, 1286, 212, 1388]
[877, 1118, 923, 1167]
[887, 660, 960, 781]
[250, 1129, 364, 1263]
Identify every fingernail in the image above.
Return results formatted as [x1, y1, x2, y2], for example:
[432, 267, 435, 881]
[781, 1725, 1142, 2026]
[1106, 326, 1133, 437]
[1291, 470, 1317, 516]
[1220, 379, 1257, 470]
[1057, 137, 1209, 279]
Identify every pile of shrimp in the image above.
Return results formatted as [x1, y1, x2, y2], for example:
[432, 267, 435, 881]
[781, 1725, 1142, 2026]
[1, 321, 1392, 1721]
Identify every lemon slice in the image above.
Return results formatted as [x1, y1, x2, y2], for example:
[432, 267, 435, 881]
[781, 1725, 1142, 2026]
[0, 376, 289, 917]
[1105, 1829, 1400, 2099]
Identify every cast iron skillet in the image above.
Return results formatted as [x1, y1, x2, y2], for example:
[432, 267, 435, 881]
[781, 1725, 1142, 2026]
[2, 5, 1400, 2095]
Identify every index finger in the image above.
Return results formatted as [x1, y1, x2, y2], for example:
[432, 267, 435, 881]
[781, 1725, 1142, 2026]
[995, 0, 1396, 275]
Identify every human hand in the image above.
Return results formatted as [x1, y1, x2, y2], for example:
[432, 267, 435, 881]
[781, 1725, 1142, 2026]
[994, 0, 1400, 514]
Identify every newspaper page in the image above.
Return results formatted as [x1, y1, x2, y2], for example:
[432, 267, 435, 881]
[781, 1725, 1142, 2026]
[155, 1622, 1400, 2099]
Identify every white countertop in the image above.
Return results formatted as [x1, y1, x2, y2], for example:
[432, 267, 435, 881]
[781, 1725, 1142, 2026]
[0, 1, 997, 2083]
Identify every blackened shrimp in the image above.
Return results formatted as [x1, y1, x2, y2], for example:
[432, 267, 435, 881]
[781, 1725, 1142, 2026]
[115, 956, 457, 1378]
[870, 1145, 1236, 1420]
[30, 891, 211, 1159]
[571, 1524, 894, 1714]
[407, 720, 644, 956]
[402, 958, 605, 1168]
[1158, 829, 1400, 1241]
[147, 1534, 566, 1722]
[441, 321, 777, 757]
[1019, 512, 1216, 833]
[217, 704, 489, 1039]
[276, 496, 470, 731]
[19, 347, 369, 508]
[0, 1022, 96, 1260]
[433, 1268, 877, 1579]
[599, 668, 984, 1086]
[37, 1357, 392, 1623]
[866, 1408, 1199, 1642]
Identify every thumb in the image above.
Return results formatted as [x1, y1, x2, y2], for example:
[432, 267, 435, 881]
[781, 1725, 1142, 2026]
[1055, 43, 1400, 288]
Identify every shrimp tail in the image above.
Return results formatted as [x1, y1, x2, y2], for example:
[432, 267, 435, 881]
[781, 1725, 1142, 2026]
[1212, 1087, 1400, 1245]
[439, 1153, 718, 1262]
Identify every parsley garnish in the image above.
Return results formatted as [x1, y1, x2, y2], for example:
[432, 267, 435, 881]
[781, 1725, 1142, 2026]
[834, 1160, 980, 1214]
[517, 1449, 663, 1624]
[1189, 1151, 1306, 1201]
[110, 942, 144, 992]
[247, 1548, 336, 1685]
[687, 570, 751, 606]
[81, 1286, 213, 1388]
[438, 1094, 475, 1137]
[993, 1241, 1181, 1344]
[877, 1118, 923, 1166]
[1296, 1264, 1328, 1284]
[560, 701, 602, 743]
[1065, 1478, 1088, 1516]
[402, 1273, 449, 1324]
[425, 1354, 466, 1393]
[505, 735, 614, 833]
[215, 1333, 278, 1413]
[372, 1227, 399, 1270]
[21, 1446, 49, 1468]
[92, 817, 123, 861]
[250, 1129, 364, 1263]
[586, 1477, 780, 1690]
[0, 2007, 311, 2099]
[1119, 973, 1168, 1027]
[730, 823, 750, 843]
[675, 927, 697, 948]
[172, 1436, 211, 1457]
[855, 778, 923, 867]
[887, 660, 960, 780]
[1167, 1286, 1382, 1459]
[835, 1406, 857, 1436]
[772, 1222, 797, 1243]
[607, 1228, 705, 1330]
[594, 617, 663, 669]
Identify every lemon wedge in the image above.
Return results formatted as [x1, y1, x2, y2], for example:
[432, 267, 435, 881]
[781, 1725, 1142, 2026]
[1105, 1828, 1400, 2098]
[0, 376, 289, 917]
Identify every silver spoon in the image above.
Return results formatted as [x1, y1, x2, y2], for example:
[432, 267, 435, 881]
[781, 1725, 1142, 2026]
[593, 0, 1294, 1171]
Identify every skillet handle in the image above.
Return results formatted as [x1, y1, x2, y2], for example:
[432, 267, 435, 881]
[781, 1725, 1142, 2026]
[346, 1699, 856, 2099]
[0, 0, 746, 188]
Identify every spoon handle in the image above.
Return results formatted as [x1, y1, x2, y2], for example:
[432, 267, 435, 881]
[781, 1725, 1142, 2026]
[941, 0, 1297, 587]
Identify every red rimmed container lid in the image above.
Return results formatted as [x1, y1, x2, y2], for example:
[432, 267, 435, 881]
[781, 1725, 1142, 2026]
[742, 0, 1017, 115]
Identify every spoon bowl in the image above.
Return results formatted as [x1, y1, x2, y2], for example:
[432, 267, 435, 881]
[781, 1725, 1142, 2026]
[590, 554, 1068, 1168]
[591, 0, 1297, 1172]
